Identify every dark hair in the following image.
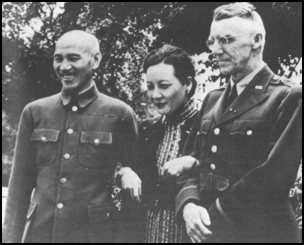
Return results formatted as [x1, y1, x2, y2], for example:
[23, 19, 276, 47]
[143, 44, 197, 97]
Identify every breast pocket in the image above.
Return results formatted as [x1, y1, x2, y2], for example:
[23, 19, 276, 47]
[30, 128, 60, 165]
[78, 131, 113, 169]
[228, 120, 271, 161]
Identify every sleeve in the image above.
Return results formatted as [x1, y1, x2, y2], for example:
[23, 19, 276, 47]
[3, 105, 37, 243]
[114, 105, 139, 184]
[175, 94, 211, 217]
[219, 87, 302, 221]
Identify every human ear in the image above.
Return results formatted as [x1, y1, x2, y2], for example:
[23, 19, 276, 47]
[252, 33, 263, 50]
[92, 52, 102, 69]
[185, 76, 194, 95]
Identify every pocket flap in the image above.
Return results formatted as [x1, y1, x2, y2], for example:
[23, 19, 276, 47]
[30, 128, 60, 142]
[80, 131, 112, 145]
[229, 120, 268, 135]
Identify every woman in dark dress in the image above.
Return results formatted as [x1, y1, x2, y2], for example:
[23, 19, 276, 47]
[138, 44, 201, 243]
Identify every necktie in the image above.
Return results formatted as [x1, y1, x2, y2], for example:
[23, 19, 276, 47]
[225, 83, 238, 110]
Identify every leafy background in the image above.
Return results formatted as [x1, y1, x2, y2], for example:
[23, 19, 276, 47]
[2, 2, 302, 229]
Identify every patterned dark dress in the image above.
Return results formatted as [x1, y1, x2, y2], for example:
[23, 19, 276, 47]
[139, 99, 200, 243]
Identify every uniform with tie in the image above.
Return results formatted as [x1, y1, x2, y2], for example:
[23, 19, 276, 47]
[176, 65, 302, 242]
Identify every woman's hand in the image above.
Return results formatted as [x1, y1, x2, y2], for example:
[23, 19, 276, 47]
[119, 167, 142, 202]
[160, 156, 198, 177]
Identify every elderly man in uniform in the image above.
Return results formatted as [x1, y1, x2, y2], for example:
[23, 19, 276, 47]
[3, 30, 141, 243]
[176, 2, 302, 243]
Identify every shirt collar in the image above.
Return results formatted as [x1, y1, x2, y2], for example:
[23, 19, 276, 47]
[60, 82, 98, 109]
[230, 62, 266, 95]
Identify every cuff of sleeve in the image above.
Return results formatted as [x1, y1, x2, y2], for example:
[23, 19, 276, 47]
[175, 185, 200, 217]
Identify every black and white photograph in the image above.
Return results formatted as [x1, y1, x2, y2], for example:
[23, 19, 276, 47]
[2, 2, 302, 243]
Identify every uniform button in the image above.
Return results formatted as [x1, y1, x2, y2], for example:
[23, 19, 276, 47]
[210, 163, 216, 170]
[229, 108, 233, 112]
[214, 128, 220, 135]
[63, 153, 71, 159]
[57, 203, 64, 209]
[211, 145, 218, 153]
[60, 177, 67, 184]
[41, 136, 47, 142]
[246, 130, 253, 135]
[106, 212, 110, 217]
[94, 138, 100, 145]
[67, 128, 74, 134]
[72, 106, 78, 112]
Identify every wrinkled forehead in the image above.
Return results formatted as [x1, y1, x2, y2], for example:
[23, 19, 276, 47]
[210, 16, 254, 37]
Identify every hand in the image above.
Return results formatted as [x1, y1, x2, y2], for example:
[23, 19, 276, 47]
[119, 167, 142, 202]
[160, 156, 198, 177]
[183, 202, 212, 243]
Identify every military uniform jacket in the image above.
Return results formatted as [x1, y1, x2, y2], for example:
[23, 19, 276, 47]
[3, 84, 138, 243]
[176, 65, 302, 242]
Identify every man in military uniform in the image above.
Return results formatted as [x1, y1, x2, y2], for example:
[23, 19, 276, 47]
[3, 30, 141, 243]
[176, 2, 302, 243]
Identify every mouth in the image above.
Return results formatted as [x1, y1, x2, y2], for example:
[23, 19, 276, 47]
[154, 102, 167, 109]
[60, 75, 75, 83]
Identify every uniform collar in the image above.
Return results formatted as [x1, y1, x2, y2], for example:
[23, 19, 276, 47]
[60, 82, 98, 109]
[230, 61, 266, 95]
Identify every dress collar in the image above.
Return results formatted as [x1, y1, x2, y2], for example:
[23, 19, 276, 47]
[164, 98, 200, 125]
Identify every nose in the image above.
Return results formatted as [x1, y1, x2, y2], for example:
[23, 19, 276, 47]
[59, 60, 72, 72]
[150, 88, 162, 100]
[210, 41, 224, 56]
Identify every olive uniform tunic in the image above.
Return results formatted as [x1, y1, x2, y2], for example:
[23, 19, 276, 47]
[3, 83, 138, 243]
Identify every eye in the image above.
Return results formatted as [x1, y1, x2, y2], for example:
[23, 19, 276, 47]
[226, 37, 235, 44]
[147, 83, 154, 91]
[206, 38, 214, 48]
[69, 56, 80, 62]
[53, 56, 62, 63]
[218, 37, 228, 45]
[159, 84, 171, 89]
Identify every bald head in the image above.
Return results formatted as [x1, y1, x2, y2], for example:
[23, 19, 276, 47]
[56, 30, 100, 56]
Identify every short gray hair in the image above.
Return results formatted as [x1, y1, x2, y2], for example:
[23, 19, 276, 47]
[56, 30, 100, 55]
[213, 2, 266, 49]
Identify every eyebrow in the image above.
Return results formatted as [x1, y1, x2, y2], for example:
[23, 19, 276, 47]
[147, 80, 171, 83]
[53, 53, 81, 57]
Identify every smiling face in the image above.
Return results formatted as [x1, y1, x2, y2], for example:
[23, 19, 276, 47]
[208, 17, 257, 80]
[146, 62, 189, 116]
[53, 33, 100, 93]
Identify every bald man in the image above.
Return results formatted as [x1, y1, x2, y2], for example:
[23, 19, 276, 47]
[3, 30, 141, 243]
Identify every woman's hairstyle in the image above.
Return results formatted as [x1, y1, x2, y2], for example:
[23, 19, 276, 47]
[143, 44, 197, 97]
